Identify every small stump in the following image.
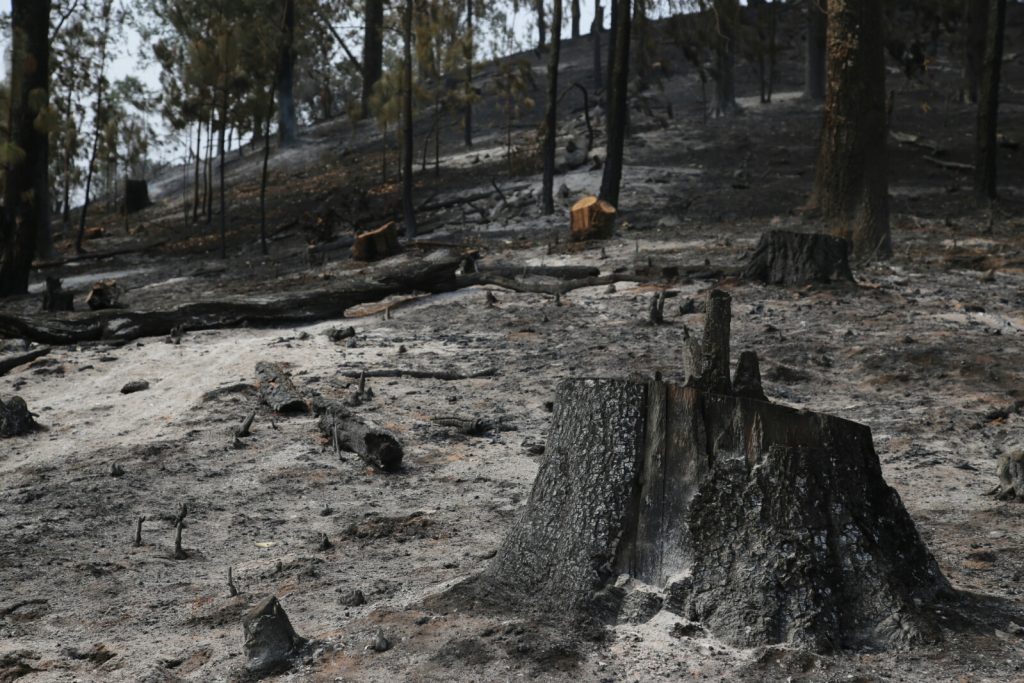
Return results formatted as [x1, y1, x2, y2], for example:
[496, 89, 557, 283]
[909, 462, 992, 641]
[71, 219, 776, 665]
[353, 221, 402, 262]
[570, 196, 616, 241]
[0, 397, 36, 437]
[741, 230, 855, 286]
[442, 290, 949, 652]
[42, 277, 74, 312]
[242, 596, 306, 674]
[85, 280, 121, 310]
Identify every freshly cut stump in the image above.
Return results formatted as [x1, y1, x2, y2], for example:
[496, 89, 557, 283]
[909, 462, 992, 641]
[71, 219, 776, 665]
[741, 230, 855, 286]
[447, 291, 948, 652]
[353, 221, 402, 262]
[569, 196, 616, 241]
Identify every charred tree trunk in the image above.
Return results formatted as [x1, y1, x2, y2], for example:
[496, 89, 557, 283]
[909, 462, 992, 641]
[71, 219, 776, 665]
[805, 0, 827, 101]
[361, 0, 385, 118]
[810, 0, 890, 259]
[536, 0, 548, 49]
[0, 0, 51, 295]
[571, 0, 581, 38]
[741, 230, 855, 286]
[401, 0, 417, 238]
[192, 123, 202, 223]
[599, 0, 631, 208]
[464, 0, 474, 147]
[713, 0, 739, 116]
[259, 86, 274, 257]
[277, 0, 298, 146]
[973, 0, 1006, 203]
[440, 290, 950, 652]
[542, 0, 564, 215]
[218, 90, 229, 259]
[592, 1, 604, 90]
[962, 0, 988, 104]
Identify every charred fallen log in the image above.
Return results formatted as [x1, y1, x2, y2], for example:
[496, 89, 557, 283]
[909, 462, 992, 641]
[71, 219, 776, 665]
[313, 397, 403, 471]
[437, 290, 949, 652]
[256, 362, 308, 413]
[741, 230, 855, 286]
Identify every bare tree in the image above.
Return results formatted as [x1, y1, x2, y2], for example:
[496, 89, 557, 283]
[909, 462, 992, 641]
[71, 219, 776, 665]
[599, 0, 631, 208]
[362, 0, 385, 117]
[973, 0, 1007, 202]
[805, 0, 826, 101]
[542, 0, 564, 214]
[277, 0, 298, 145]
[401, 0, 418, 237]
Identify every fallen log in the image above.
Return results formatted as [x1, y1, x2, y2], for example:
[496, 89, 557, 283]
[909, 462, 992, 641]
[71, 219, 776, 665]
[313, 398, 403, 471]
[0, 347, 50, 377]
[256, 362, 308, 413]
[741, 230, 855, 286]
[476, 263, 600, 280]
[435, 289, 949, 652]
[334, 367, 497, 381]
[0, 249, 462, 345]
[32, 238, 174, 270]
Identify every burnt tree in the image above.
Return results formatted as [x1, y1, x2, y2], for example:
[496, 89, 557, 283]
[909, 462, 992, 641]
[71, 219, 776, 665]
[973, 0, 1007, 202]
[361, 0, 385, 117]
[0, 0, 51, 295]
[401, 0, 417, 238]
[277, 0, 298, 145]
[962, 0, 988, 103]
[809, 0, 890, 259]
[599, 0, 631, 208]
[713, 0, 740, 115]
[440, 290, 950, 651]
[542, 0, 564, 215]
[805, 0, 827, 101]
[741, 230, 855, 286]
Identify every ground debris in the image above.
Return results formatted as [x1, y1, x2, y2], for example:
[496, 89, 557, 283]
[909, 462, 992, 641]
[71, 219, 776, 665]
[0, 396, 37, 437]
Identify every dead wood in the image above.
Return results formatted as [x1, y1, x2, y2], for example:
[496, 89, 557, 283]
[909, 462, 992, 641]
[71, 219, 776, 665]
[0, 249, 463, 345]
[0, 397, 37, 437]
[313, 398, 403, 472]
[741, 230, 855, 286]
[430, 414, 513, 435]
[334, 367, 497, 381]
[476, 263, 601, 280]
[353, 221, 402, 261]
[32, 238, 173, 270]
[134, 516, 145, 547]
[923, 155, 974, 171]
[570, 196, 617, 241]
[228, 567, 239, 597]
[0, 347, 50, 377]
[236, 410, 256, 437]
[42, 277, 74, 312]
[85, 280, 123, 310]
[243, 596, 306, 673]
[173, 521, 186, 560]
[991, 450, 1024, 501]
[256, 362, 308, 413]
[731, 351, 767, 401]
[439, 289, 949, 652]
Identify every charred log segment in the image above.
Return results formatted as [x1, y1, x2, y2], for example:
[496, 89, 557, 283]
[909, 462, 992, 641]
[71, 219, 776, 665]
[453, 292, 948, 652]
[696, 289, 731, 394]
[731, 350, 766, 401]
[313, 398, 403, 471]
[741, 230, 855, 286]
[569, 196, 616, 241]
[242, 596, 306, 674]
[352, 221, 402, 262]
[0, 396, 37, 437]
[991, 450, 1024, 501]
[0, 347, 49, 377]
[255, 362, 308, 413]
[85, 280, 122, 310]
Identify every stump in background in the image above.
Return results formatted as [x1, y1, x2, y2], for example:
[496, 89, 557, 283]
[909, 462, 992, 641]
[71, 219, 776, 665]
[448, 289, 949, 652]
[741, 230, 855, 285]
[124, 179, 151, 214]
[352, 221, 402, 262]
[569, 196, 616, 241]
[42, 277, 74, 312]
[85, 280, 121, 310]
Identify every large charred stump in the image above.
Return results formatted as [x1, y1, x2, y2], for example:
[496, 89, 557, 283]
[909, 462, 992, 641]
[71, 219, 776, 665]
[124, 179, 151, 214]
[449, 290, 948, 652]
[741, 230, 855, 286]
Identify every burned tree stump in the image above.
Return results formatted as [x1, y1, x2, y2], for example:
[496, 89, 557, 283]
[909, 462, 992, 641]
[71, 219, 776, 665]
[0, 397, 36, 437]
[85, 280, 122, 310]
[42, 277, 74, 312]
[569, 196, 616, 241]
[255, 362, 308, 413]
[242, 596, 306, 674]
[991, 450, 1024, 501]
[741, 230, 855, 286]
[124, 179, 151, 214]
[352, 221, 402, 262]
[445, 290, 948, 652]
[314, 398, 403, 471]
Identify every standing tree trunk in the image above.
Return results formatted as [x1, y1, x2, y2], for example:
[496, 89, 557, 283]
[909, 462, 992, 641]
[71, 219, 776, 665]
[805, 0, 827, 101]
[973, 0, 1007, 203]
[962, 0, 988, 103]
[0, 0, 51, 296]
[634, 0, 650, 91]
[218, 89, 229, 259]
[536, 0, 548, 49]
[571, 0, 581, 38]
[260, 86, 275, 257]
[713, 0, 739, 115]
[592, 1, 604, 90]
[361, 0, 385, 118]
[542, 0, 564, 215]
[599, 0, 631, 208]
[277, 0, 298, 146]
[810, 0, 890, 259]
[401, 0, 417, 238]
[464, 0, 474, 147]
[192, 122, 202, 223]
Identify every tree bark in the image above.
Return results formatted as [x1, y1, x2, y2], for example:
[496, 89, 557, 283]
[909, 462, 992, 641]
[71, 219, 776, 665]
[599, 0, 631, 208]
[464, 0, 474, 147]
[592, 1, 604, 90]
[741, 230, 855, 286]
[218, 89, 228, 259]
[192, 123, 202, 223]
[810, 0, 890, 259]
[973, 0, 1006, 203]
[713, 0, 739, 115]
[542, 0, 564, 215]
[361, 0, 385, 118]
[571, 0, 581, 38]
[402, 0, 417, 238]
[256, 361, 308, 413]
[260, 85, 274, 256]
[315, 399, 404, 472]
[277, 0, 298, 146]
[804, 0, 826, 101]
[536, 0, 548, 49]
[962, 0, 988, 104]
[439, 290, 950, 652]
[0, 0, 51, 295]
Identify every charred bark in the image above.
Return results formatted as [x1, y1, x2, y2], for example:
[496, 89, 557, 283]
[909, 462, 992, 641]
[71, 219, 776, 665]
[256, 362, 308, 413]
[810, 0, 890, 258]
[361, 0, 385, 118]
[314, 398, 403, 472]
[542, 0, 564, 215]
[973, 0, 1007, 202]
[741, 230, 855, 286]
[805, 0, 827, 101]
[598, 0, 631, 208]
[277, 0, 298, 146]
[439, 290, 950, 652]
[401, 0, 417, 238]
